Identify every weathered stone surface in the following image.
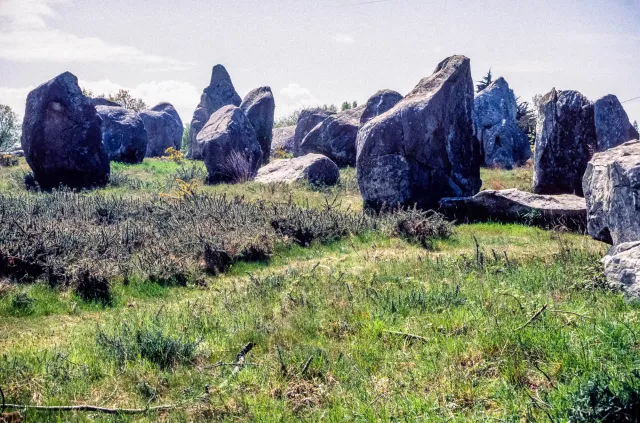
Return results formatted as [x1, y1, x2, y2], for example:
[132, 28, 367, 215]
[594, 94, 639, 152]
[197, 105, 262, 184]
[299, 106, 364, 167]
[255, 153, 339, 185]
[356, 55, 481, 211]
[602, 241, 640, 299]
[139, 103, 183, 157]
[188, 65, 241, 159]
[293, 109, 335, 156]
[21, 72, 109, 189]
[360, 90, 403, 125]
[473, 77, 531, 169]
[583, 140, 640, 245]
[533, 89, 596, 196]
[439, 189, 586, 231]
[95, 105, 148, 163]
[240, 87, 275, 164]
[271, 126, 296, 155]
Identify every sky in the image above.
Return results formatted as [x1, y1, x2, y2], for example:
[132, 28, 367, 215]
[1, 0, 639, 125]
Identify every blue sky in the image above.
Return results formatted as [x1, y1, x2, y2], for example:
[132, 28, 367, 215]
[1, 0, 639, 124]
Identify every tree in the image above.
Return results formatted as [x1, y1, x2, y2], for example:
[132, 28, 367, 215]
[341, 101, 352, 111]
[181, 123, 190, 153]
[516, 97, 537, 147]
[352, 101, 358, 108]
[476, 68, 492, 93]
[0, 104, 20, 150]
[107, 90, 148, 112]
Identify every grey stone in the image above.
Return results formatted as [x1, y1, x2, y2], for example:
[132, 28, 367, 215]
[473, 77, 531, 169]
[240, 87, 275, 164]
[602, 241, 640, 299]
[533, 88, 597, 196]
[583, 140, 640, 245]
[197, 105, 262, 184]
[356, 55, 481, 211]
[91, 97, 121, 107]
[255, 153, 339, 185]
[360, 90, 403, 125]
[271, 126, 296, 155]
[95, 105, 147, 163]
[594, 94, 639, 152]
[293, 109, 335, 156]
[188, 65, 241, 159]
[21, 72, 109, 189]
[439, 188, 586, 231]
[139, 103, 183, 158]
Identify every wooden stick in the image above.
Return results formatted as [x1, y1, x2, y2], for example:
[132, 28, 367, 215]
[383, 330, 428, 343]
[515, 304, 548, 332]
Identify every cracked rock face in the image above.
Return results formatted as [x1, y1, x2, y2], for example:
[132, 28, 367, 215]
[356, 55, 481, 211]
[255, 153, 339, 186]
[593, 94, 639, 152]
[602, 241, 640, 299]
[583, 140, 640, 245]
[139, 103, 183, 158]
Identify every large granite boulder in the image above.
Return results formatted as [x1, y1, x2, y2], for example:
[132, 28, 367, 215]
[271, 126, 296, 156]
[473, 77, 531, 169]
[583, 140, 640, 245]
[188, 65, 242, 159]
[594, 94, 639, 152]
[139, 103, 183, 158]
[197, 105, 262, 184]
[255, 153, 339, 185]
[360, 90, 403, 125]
[533, 89, 596, 196]
[293, 109, 335, 156]
[439, 189, 586, 231]
[602, 241, 640, 299]
[299, 106, 365, 167]
[356, 55, 481, 211]
[240, 87, 275, 164]
[95, 105, 148, 163]
[21, 72, 109, 189]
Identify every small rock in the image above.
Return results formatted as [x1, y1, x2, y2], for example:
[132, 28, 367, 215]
[255, 153, 339, 185]
[271, 126, 296, 155]
[602, 241, 640, 299]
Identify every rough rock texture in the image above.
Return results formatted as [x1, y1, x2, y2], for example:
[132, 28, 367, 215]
[196, 105, 262, 184]
[91, 97, 121, 107]
[439, 189, 586, 231]
[188, 65, 242, 159]
[594, 94, 639, 152]
[271, 126, 296, 155]
[533, 89, 597, 196]
[255, 153, 339, 185]
[299, 106, 365, 167]
[360, 90, 403, 125]
[602, 241, 640, 299]
[356, 55, 481, 211]
[240, 87, 275, 164]
[293, 109, 335, 156]
[21, 72, 109, 189]
[95, 105, 148, 163]
[583, 140, 640, 245]
[473, 77, 531, 169]
[139, 103, 183, 158]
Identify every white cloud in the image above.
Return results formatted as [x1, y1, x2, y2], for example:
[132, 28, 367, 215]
[0, 85, 36, 117]
[498, 61, 561, 74]
[277, 83, 322, 117]
[0, 0, 68, 29]
[333, 33, 355, 44]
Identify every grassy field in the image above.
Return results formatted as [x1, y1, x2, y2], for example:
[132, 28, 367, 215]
[1, 158, 639, 422]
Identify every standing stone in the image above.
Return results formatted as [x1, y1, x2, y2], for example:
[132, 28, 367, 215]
[356, 55, 480, 211]
[299, 106, 365, 167]
[583, 140, 640, 245]
[293, 109, 335, 156]
[256, 153, 339, 185]
[360, 90, 403, 125]
[21, 72, 109, 189]
[139, 103, 183, 158]
[240, 87, 275, 164]
[95, 105, 148, 163]
[593, 94, 639, 152]
[197, 105, 262, 184]
[188, 65, 242, 159]
[473, 77, 531, 169]
[271, 126, 296, 156]
[533, 89, 596, 196]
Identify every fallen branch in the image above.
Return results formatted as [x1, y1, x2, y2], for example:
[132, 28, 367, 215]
[383, 330, 428, 343]
[219, 342, 254, 389]
[515, 304, 548, 332]
[300, 355, 313, 376]
[0, 402, 181, 415]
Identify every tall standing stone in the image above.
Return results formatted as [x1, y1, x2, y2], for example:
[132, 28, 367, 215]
[139, 103, 183, 157]
[593, 94, 639, 152]
[240, 87, 275, 164]
[96, 105, 148, 163]
[533, 89, 596, 196]
[21, 72, 110, 189]
[188, 65, 242, 159]
[356, 55, 480, 211]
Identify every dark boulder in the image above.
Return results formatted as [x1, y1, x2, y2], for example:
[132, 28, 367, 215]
[21, 72, 109, 189]
[356, 55, 481, 211]
[255, 153, 339, 185]
[293, 109, 335, 156]
[139, 103, 183, 157]
[187, 65, 242, 159]
[271, 126, 296, 156]
[533, 89, 597, 196]
[240, 87, 275, 164]
[593, 94, 639, 152]
[197, 105, 262, 184]
[360, 90, 403, 125]
[95, 105, 147, 163]
[473, 77, 531, 168]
